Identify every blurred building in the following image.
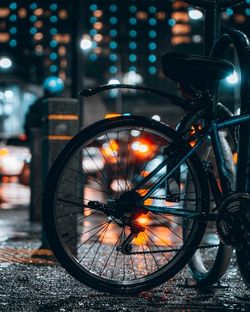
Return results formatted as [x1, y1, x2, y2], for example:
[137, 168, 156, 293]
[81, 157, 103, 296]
[0, 1, 250, 135]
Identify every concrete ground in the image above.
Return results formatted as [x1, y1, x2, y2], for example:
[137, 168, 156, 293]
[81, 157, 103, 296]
[0, 206, 249, 312]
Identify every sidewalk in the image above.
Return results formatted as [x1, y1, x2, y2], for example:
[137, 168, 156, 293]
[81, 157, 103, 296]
[0, 206, 249, 311]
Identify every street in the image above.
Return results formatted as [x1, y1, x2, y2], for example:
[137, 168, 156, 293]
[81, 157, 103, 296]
[0, 207, 249, 311]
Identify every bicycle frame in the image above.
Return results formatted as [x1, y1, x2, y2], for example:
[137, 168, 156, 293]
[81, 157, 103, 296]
[133, 113, 250, 217]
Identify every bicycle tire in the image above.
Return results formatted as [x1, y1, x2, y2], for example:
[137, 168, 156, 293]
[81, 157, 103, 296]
[236, 194, 250, 289]
[177, 106, 234, 286]
[43, 115, 210, 294]
[236, 249, 250, 288]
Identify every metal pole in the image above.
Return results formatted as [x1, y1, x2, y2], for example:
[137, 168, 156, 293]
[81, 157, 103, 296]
[70, 2, 79, 98]
[204, 4, 221, 56]
[70, 0, 84, 128]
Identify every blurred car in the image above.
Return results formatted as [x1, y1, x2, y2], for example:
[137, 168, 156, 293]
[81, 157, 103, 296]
[0, 135, 31, 179]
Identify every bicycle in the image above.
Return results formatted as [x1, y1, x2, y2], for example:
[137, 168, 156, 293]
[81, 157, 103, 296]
[42, 0, 250, 293]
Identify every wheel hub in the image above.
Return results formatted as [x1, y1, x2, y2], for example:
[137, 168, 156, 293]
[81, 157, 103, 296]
[88, 190, 147, 220]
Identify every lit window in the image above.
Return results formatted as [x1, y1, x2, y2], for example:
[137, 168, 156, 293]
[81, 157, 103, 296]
[58, 10, 68, 19]
[89, 4, 98, 12]
[0, 8, 10, 18]
[34, 8, 43, 16]
[50, 4, 58, 11]
[129, 54, 137, 62]
[93, 34, 103, 42]
[149, 18, 157, 26]
[148, 66, 157, 74]
[149, 30, 156, 38]
[34, 32, 43, 41]
[93, 10, 103, 17]
[9, 3, 17, 10]
[109, 29, 117, 37]
[129, 17, 137, 25]
[18, 8, 27, 18]
[9, 39, 17, 47]
[129, 6, 137, 13]
[149, 6, 156, 14]
[93, 22, 103, 30]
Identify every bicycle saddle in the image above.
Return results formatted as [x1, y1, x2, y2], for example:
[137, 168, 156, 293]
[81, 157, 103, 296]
[161, 52, 235, 89]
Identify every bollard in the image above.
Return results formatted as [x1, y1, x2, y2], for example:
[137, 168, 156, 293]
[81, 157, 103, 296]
[41, 97, 80, 249]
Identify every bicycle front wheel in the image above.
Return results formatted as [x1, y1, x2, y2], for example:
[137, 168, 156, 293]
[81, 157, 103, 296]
[177, 106, 234, 286]
[43, 115, 209, 294]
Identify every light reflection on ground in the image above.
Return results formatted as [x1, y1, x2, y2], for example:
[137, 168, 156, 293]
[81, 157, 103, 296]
[0, 182, 30, 209]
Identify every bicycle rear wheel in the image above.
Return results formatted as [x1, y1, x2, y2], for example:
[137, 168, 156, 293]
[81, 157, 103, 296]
[237, 249, 250, 288]
[177, 106, 234, 286]
[43, 115, 209, 293]
[236, 194, 250, 289]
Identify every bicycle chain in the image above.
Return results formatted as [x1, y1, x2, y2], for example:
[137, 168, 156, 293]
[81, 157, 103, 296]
[128, 195, 219, 255]
[128, 244, 220, 255]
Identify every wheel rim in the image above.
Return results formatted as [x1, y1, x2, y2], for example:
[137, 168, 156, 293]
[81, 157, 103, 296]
[51, 122, 205, 287]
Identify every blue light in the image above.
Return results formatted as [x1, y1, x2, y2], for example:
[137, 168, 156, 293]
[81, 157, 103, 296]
[89, 4, 98, 11]
[89, 29, 97, 36]
[149, 18, 157, 26]
[50, 15, 58, 23]
[129, 66, 137, 72]
[9, 39, 17, 47]
[30, 15, 37, 23]
[148, 66, 157, 75]
[149, 6, 156, 14]
[149, 30, 156, 38]
[10, 27, 17, 34]
[50, 40, 58, 48]
[50, 65, 58, 73]
[43, 76, 64, 93]
[9, 14, 17, 22]
[49, 52, 58, 61]
[149, 42, 157, 50]
[109, 54, 118, 61]
[50, 28, 58, 35]
[90, 16, 97, 24]
[226, 8, 233, 16]
[109, 66, 118, 74]
[89, 53, 98, 61]
[129, 30, 137, 38]
[129, 6, 137, 13]
[129, 54, 137, 62]
[109, 5, 117, 12]
[148, 54, 157, 63]
[129, 42, 137, 50]
[30, 3, 38, 10]
[110, 17, 118, 24]
[246, 0, 250, 3]
[168, 18, 176, 27]
[9, 3, 17, 10]
[109, 29, 118, 37]
[109, 41, 118, 49]
[129, 17, 137, 25]
[29, 27, 37, 35]
[245, 8, 250, 15]
[50, 4, 58, 11]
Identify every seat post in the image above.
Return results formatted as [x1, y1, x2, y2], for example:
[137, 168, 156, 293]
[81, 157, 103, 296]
[202, 90, 216, 120]
[204, 2, 221, 56]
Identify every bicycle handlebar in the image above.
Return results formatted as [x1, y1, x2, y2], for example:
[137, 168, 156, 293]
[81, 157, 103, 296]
[184, 0, 244, 9]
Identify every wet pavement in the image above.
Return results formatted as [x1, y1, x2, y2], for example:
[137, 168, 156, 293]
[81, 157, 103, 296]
[0, 206, 249, 312]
